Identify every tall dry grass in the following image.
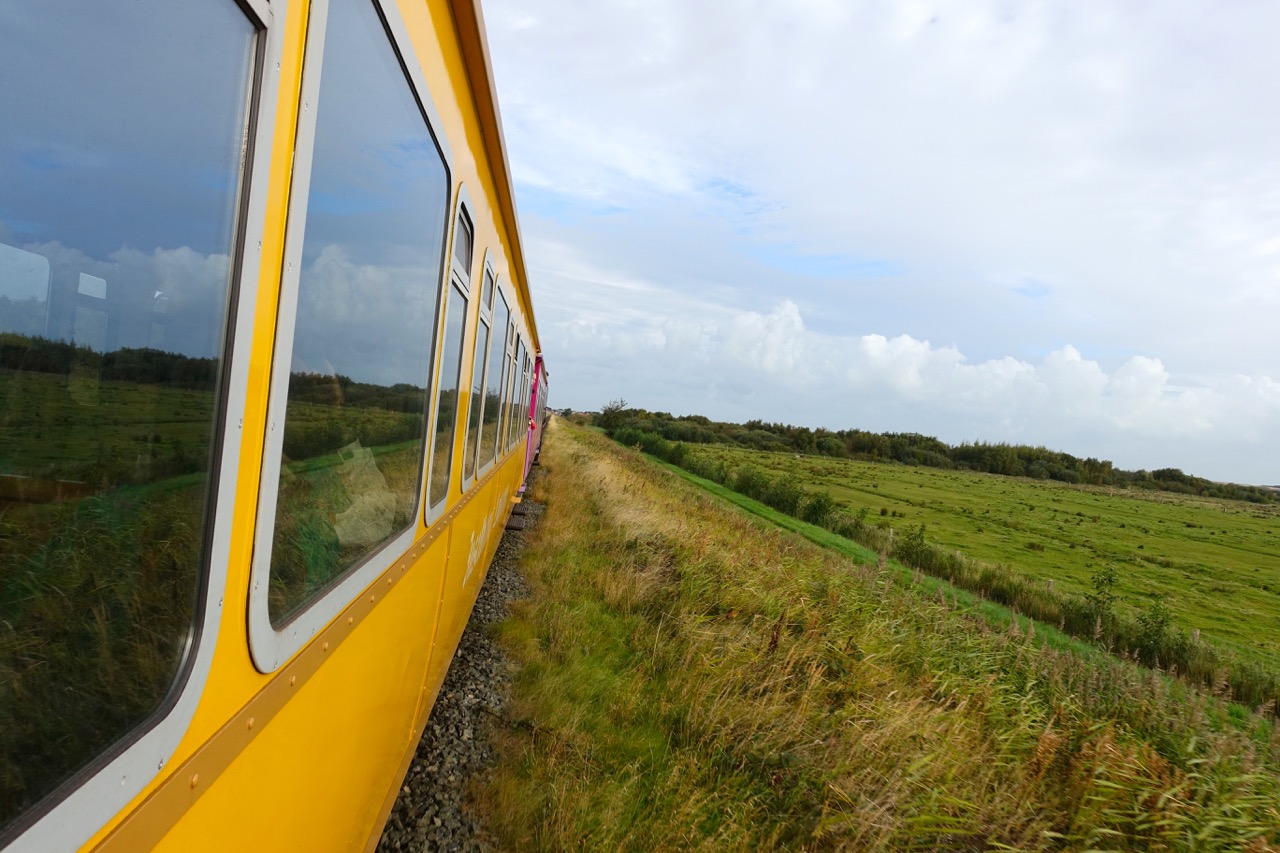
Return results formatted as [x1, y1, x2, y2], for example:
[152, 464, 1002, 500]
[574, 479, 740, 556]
[480, 420, 1280, 851]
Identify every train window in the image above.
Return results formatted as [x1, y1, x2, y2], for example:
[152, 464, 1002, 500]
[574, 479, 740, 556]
[260, 0, 449, 627]
[496, 323, 513, 453]
[0, 0, 258, 836]
[516, 341, 528, 448]
[478, 290, 510, 468]
[521, 353, 532, 436]
[428, 283, 468, 507]
[462, 316, 489, 482]
[517, 343, 530, 446]
[506, 338, 522, 450]
[453, 210, 473, 279]
[461, 257, 493, 487]
[482, 267, 495, 309]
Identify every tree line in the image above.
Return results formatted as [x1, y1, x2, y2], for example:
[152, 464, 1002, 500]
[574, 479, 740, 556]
[1, 333, 217, 389]
[593, 401, 1275, 503]
[2, 333, 428, 416]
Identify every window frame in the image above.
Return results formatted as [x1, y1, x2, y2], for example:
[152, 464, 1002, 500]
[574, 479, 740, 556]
[3, 0, 279, 849]
[424, 189, 475, 521]
[504, 335, 520, 451]
[460, 253, 494, 491]
[477, 282, 510, 476]
[246, 0, 455, 675]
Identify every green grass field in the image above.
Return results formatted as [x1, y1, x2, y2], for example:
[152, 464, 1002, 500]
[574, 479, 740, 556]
[690, 444, 1280, 664]
[482, 419, 1280, 851]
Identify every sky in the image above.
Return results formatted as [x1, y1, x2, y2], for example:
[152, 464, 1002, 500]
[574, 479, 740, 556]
[482, 0, 1280, 486]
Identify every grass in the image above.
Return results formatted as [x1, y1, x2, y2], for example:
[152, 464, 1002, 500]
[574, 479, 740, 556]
[688, 444, 1280, 666]
[481, 419, 1280, 851]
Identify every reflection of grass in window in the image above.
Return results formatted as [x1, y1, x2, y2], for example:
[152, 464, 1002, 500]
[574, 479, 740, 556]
[478, 420, 500, 467]
[429, 387, 461, 500]
[0, 368, 214, 485]
[431, 437, 452, 499]
[268, 440, 423, 625]
[0, 480, 203, 829]
[0, 359, 218, 829]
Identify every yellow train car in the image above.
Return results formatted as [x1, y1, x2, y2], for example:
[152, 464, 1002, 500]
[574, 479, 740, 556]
[0, 0, 544, 849]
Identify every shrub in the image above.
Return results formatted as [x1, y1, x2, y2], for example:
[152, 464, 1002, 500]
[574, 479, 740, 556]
[733, 466, 771, 502]
[800, 491, 835, 526]
[764, 475, 804, 516]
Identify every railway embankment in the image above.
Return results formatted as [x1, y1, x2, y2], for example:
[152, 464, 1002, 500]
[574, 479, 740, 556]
[465, 418, 1280, 850]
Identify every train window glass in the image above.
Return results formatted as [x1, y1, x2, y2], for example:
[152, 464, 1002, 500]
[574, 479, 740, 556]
[482, 268, 495, 309]
[507, 339, 522, 449]
[479, 292, 509, 467]
[428, 284, 468, 507]
[265, 0, 448, 625]
[462, 317, 488, 481]
[525, 356, 534, 426]
[497, 338, 513, 452]
[0, 0, 256, 833]
[518, 347, 529, 444]
[453, 210, 473, 279]
[517, 344, 529, 447]
[521, 354, 531, 436]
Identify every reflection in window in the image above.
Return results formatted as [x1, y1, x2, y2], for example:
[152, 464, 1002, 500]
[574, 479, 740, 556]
[463, 318, 489, 482]
[521, 354, 532, 438]
[510, 340, 526, 449]
[482, 268, 495, 309]
[267, 0, 448, 625]
[505, 338, 520, 450]
[520, 355, 530, 442]
[478, 293, 509, 468]
[0, 0, 256, 833]
[429, 286, 468, 507]
[453, 211, 473, 278]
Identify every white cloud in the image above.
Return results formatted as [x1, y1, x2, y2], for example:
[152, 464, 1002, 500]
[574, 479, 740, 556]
[486, 0, 1280, 482]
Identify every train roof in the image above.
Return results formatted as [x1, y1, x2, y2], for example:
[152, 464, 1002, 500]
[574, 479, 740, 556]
[449, 0, 540, 358]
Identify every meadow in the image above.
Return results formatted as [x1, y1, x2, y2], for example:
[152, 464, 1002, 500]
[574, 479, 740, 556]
[482, 419, 1280, 851]
[686, 444, 1280, 666]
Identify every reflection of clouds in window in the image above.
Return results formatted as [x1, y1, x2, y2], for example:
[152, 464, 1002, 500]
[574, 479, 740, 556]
[289, 0, 449, 388]
[0, 242, 50, 300]
[1, 3, 253, 259]
[12, 241, 230, 358]
[293, 244, 436, 386]
[0, 242, 50, 335]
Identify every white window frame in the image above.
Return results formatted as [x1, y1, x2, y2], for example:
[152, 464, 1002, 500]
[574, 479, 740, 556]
[424, 188, 475, 522]
[246, 0, 455, 674]
[460, 252, 494, 491]
[477, 281, 510, 476]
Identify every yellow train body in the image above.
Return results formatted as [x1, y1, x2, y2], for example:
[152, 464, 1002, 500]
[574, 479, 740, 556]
[0, 0, 541, 849]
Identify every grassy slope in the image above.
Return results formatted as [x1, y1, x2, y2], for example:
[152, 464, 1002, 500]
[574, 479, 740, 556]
[692, 444, 1280, 663]
[483, 420, 1280, 852]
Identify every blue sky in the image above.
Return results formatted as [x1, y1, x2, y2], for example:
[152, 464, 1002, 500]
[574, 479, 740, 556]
[483, 0, 1280, 485]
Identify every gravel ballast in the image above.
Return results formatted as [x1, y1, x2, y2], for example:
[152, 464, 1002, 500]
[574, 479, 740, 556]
[376, 495, 541, 852]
